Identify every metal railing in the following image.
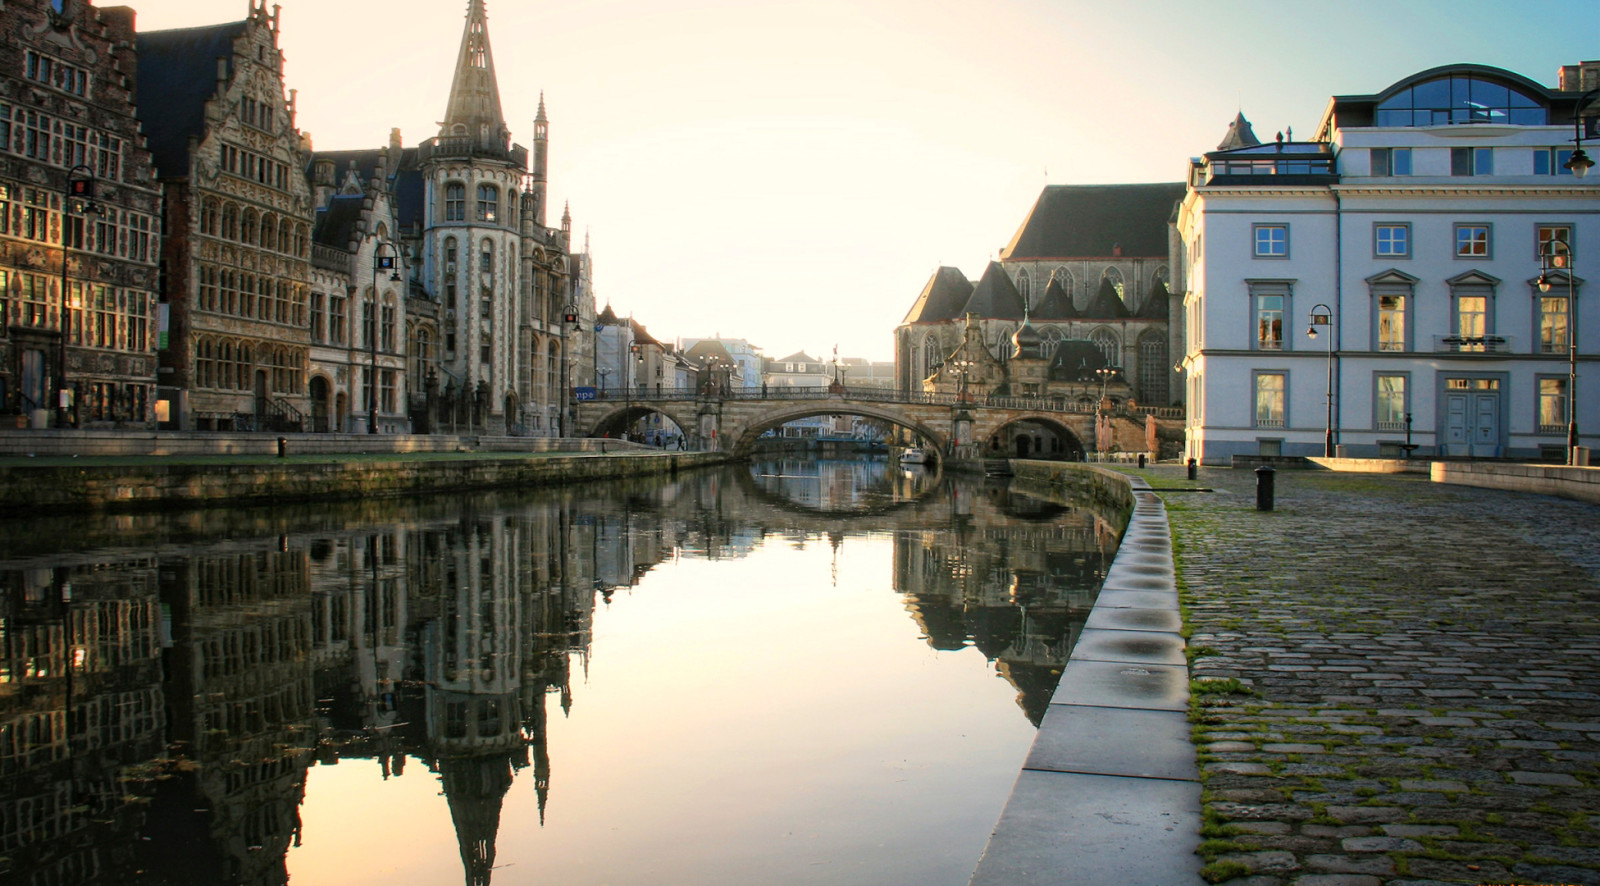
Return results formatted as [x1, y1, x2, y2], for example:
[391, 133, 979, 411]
[1435, 334, 1512, 354]
[574, 384, 1181, 418]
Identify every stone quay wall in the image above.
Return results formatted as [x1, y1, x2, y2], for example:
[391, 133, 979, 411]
[0, 451, 730, 513]
[1431, 461, 1600, 505]
[0, 430, 654, 458]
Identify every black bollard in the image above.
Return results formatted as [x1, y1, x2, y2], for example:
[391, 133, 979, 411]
[1255, 465, 1275, 511]
[1186, 457, 1197, 481]
[276, 437, 287, 458]
[1138, 453, 1147, 469]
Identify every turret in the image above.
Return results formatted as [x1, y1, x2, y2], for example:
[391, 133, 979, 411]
[532, 93, 549, 227]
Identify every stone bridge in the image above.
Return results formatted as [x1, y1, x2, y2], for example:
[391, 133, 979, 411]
[572, 386, 1181, 459]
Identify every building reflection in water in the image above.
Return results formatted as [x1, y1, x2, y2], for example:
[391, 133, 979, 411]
[0, 461, 1118, 885]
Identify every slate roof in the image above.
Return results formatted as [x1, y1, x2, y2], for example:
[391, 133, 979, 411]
[394, 152, 425, 231]
[312, 194, 365, 249]
[902, 267, 974, 324]
[1136, 280, 1172, 319]
[1217, 111, 1262, 150]
[135, 20, 249, 178]
[1084, 278, 1131, 319]
[1032, 277, 1079, 320]
[309, 149, 387, 185]
[962, 262, 1026, 321]
[682, 340, 735, 365]
[1000, 183, 1186, 260]
[1049, 340, 1112, 381]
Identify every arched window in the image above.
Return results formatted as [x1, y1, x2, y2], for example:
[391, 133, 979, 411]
[1051, 266, 1072, 296]
[1375, 73, 1546, 127]
[260, 214, 276, 251]
[1039, 326, 1064, 349]
[1102, 267, 1125, 301]
[921, 334, 942, 379]
[1138, 330, 1169, 405]
[221, 203, 239, 240]
[444, 237, 459, 266]
[480, 239, 494, 275]
[1153, 266, 1170, 288]
[1091, 327, 1120, 366]
[200, 199, 219, 236]
[445, 182, 466, 221]
[1015, 269, 1031, 304]
[240, 209, 257, 245]
[477, 184, 498, 223]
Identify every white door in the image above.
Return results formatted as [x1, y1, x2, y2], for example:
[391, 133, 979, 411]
[1442, 391, 1500, 457]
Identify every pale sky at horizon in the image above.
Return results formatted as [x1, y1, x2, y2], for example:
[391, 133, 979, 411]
[120, 0, 1597, 361]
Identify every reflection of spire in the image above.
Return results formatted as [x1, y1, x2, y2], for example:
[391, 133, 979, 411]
[440, 753, 516, 886]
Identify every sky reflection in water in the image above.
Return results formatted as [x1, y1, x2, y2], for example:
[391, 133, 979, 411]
[0, 459, 1117, 886]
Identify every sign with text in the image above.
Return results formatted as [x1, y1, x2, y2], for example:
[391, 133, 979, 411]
[573, 386, 597, 401]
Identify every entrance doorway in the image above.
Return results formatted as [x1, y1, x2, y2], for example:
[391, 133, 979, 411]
[1442, 378, 1500, 457]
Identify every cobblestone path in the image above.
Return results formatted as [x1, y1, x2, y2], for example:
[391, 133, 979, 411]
[1158, 467, 1600, 886]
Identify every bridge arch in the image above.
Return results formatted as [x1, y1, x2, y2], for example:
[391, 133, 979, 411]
[587, 403, 695, 442]
[982, 415, 1085, 461]
[729, 403, 949, 458]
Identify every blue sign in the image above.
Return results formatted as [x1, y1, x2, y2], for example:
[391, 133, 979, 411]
[574, 386, 597, 401]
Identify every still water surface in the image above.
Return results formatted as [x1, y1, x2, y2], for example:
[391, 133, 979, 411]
[0, 458, 1118, 886]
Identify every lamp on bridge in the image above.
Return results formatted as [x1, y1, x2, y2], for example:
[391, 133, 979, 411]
[1306, 304, 1335, 457]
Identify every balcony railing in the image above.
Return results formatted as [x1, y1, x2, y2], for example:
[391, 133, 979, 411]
[1434, 334, 1511, 354]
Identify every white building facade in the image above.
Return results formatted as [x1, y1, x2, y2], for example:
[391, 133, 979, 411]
[1178, 63, 1598, 464]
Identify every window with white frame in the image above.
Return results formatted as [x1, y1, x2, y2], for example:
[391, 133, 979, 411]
[1254, 224, 1288, 258]
[1538, 294, 1569, 353]
[1536, 224, 1572, 259]
[1454, 224, 1490, 258]
[1254, 292, 1284, 350]
[1375, 374, 1407, 430]
[1254, 372, 1285, 428]
[1375, 223, 1410, 257]
[1378, 294, 1408, 351]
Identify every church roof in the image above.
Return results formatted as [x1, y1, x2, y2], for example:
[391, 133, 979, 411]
[1084, 277, 1132, 319]
[902, 267, 974, 324]
[1000, 183, 1186, 260]
[1049, 340, 1112, 381]
[962, 262, 1026, 320]
[135, 20, 250, 177]
[1217, 111, 1263, 150]
[309, 149, 387, 184]
[1032, 277, 1079, 320]
[1136, 280, 1172, 319]
[312, 194, 365, 249]
[441, 0, 510, 144]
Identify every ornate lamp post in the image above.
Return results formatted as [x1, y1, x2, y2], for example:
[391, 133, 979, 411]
[369, 243, 400, 434]
[58, 166, 100, 428]
[1306, 304, 1335, 457]
[1539, 240, 1580, 464]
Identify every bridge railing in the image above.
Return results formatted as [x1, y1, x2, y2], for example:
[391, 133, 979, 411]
[576, 385, 1183, 418]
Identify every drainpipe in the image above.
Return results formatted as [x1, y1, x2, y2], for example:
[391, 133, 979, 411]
[1332, 180, 1343, 454]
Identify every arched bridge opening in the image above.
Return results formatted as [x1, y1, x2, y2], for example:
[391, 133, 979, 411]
[588, 404, 692, 446]
[984, 416, 1085, 462]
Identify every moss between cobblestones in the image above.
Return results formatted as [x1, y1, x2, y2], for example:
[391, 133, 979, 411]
[1197, 859, 1250, 883]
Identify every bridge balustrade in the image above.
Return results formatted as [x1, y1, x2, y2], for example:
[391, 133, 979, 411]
[574, 384, 1178, 419]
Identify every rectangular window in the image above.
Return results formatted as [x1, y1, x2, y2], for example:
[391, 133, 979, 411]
[362, 302, 376, 348]
[310, 293, 325, 343]
[1456, 295, 1488, 350]
[1254, 293, 1284, 350]
[1377, 294, 1407, 351]
[1537, 224, 1572, 260]
[1451, 147, 1492, 176]
[1375, 223, 1409, 257]
[1454, 224, 1490, 257]
[1371, 147, 1412, 176]
[1534, 148, 1577, 176]
[1538, 377, 1568, 432]
[1253, 224, 1288, 258]
[1539, 296, 1569, 353]
[1376, 374, 1407, 430]
[1254, 373, 1285, 428]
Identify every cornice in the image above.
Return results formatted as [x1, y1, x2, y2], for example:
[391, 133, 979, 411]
[1331, 183, 1600, 199]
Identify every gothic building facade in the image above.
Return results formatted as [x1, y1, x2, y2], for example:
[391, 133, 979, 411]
[0, 0, 162, 429]
[137, 0, 315, 431]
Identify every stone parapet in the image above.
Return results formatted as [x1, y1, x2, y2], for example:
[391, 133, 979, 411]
[0, 431, 655, 458]
[1432, 460, 1600, 504]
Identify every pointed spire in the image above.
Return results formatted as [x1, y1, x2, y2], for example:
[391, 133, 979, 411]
[535, 91, 547, 124]
[441, 0, 509, 146]
[1217, 111, 1261, 151]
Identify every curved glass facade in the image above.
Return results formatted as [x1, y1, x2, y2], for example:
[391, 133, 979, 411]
[1375, 74, 1546, 127]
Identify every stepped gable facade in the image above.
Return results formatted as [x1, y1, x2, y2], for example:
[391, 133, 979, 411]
[0, 0, 162, 428]
[137, 0, 314, 431]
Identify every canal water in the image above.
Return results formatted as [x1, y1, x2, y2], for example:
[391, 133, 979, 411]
[0, 457, 1120, 886]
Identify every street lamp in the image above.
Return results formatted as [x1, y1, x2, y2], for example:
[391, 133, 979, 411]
[1306, 304, 1334, 457]
[1560, 88, 1597, 178]
[369, 243, 400, 434]
[58, 166, 100, 428]
[1538, 239, 1580, 464]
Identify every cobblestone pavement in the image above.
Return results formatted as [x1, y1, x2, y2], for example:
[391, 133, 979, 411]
[1155, 466, 1600, 886]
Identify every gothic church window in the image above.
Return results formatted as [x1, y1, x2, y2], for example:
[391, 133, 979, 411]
[1102, 267, 1125, 300]
[1091, 327, 1120, 366]
[1138, 330, 1169, 405]
[1051, 267, 1072, 296]
[921, 334, 942, 379]
[1016, 269, 1031, 303]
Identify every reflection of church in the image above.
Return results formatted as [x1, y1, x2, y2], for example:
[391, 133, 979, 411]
[893, 484, 1120, 724]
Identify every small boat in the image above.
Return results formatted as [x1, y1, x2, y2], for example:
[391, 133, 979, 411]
[899, 447, 928, 464]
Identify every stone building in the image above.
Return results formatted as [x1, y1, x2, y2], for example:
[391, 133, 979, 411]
[896, 183, 1185, 408]
[136, 0, 315, 431]
[0, 0, 162, 429]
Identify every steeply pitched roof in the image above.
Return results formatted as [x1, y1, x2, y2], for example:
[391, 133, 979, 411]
[682, 340, 735, 365]
[309, 149, 387, 185]
[1217, 111, 1262, 150]
[1136, 280, 1171, 319]
[441, 0, 509, 142]
[1032, 277, 1079, 320]
[1000, 183, 1186, 260]
[312, 194, 365, 249]
[962, 262, 1026, 321]
[135, 20, 249, 178]
[902, 267, 974, 324]
[1049, 340, 1112, 381]
[1084, 278, 1131, 319]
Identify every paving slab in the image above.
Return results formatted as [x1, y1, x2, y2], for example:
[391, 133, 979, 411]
[1048, 659, 1189, 711]
[969, 770, 1203, 886]
[1083, 606, 1184, 633]
[1069, 627, 1187, 666]
[1091, 588, 1180, 609]
[1025, 705, 1197, 781]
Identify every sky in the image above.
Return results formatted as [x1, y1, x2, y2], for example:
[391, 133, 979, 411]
[119, 0, 1598, 361]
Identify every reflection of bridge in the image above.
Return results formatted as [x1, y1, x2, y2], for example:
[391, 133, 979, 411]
[574, 385, 1182, 458]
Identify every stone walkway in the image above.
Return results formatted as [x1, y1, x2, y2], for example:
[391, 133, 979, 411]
[1161, 466, 1600, 886]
